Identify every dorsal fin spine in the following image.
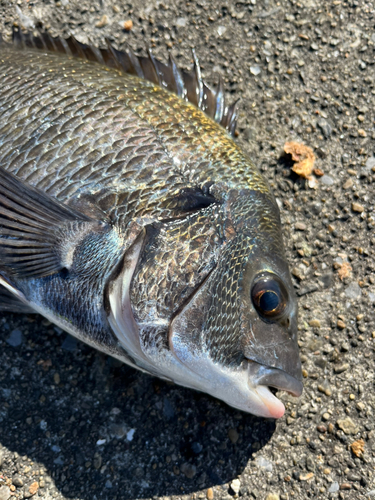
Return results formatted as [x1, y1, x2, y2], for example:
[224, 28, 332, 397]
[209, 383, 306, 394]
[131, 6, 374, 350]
[7, 28, 239, 137]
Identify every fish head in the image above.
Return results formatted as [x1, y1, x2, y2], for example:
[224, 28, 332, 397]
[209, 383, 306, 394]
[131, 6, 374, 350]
[111, 184, 302, 418]
[168, 185, 302, 418]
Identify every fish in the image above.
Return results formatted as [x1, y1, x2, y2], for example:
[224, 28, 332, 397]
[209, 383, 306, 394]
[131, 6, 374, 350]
[0, 30, 302, 418]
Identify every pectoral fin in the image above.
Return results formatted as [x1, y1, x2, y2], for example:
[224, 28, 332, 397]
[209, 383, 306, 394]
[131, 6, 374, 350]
[0, 167, 105, 278]
[0, 284, 33, 313]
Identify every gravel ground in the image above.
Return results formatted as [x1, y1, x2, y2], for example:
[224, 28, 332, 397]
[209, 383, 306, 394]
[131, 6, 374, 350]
[0, 1, 375, 499]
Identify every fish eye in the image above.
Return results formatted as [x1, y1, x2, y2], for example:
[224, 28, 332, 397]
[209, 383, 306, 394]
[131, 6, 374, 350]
[251, 273, 288, 320]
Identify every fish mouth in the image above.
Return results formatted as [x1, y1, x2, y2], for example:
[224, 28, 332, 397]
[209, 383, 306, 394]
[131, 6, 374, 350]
[248, 362, 303, 419]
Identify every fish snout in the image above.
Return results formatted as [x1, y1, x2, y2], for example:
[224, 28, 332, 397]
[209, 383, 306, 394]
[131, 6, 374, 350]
[243, 314, 303, 384]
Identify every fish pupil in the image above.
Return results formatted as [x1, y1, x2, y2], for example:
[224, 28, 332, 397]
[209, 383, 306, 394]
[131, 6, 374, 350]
[259, 290, 279, 312]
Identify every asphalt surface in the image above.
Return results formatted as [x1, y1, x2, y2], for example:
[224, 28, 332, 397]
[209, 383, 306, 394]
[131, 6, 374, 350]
[0, 1, 374, 500]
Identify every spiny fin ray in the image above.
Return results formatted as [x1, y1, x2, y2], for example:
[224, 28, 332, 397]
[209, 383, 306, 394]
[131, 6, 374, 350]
[10, 28, 239, 136]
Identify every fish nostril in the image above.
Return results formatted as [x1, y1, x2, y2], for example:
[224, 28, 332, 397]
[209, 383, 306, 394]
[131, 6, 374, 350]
[278, 316, 290, 328]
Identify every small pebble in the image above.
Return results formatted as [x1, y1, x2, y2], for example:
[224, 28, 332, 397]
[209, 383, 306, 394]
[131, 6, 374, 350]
[207, 488, 214, 500]
[352, 202, 364, 213]
[328, 482, 339, 493]
[93, 454, 102, 469]
[314, 168, 324, 177]
[176, 17, 187, 27]
[340, 483, 351, 490]
[344, 282, 362, 300]
[299, 472, 314, 481]
[95, 14, 108, 28]
[230, 479, 241, 495]
[356, 402, 365, 411]
[228, 428, 239, 444]
[123, 19, 133, 31]
[0, 486, 11, 500]
[343, 178, 353, 189]
[250, 65, 261, 76]
[309, 319, 321, 328]
[334, 364, 349, 374]
[217, 26, 226, 36]
[317, 380, 332, 396]
[337, 417, 358, 435]
[347, 473, 361, 482]
[255, 456, 273, 472]
[180, 462, 196, 479]
[292, 267, 305, 280]
[350, 439, 365, 457]
[317, 118, 332, 138]
[320, 175, 334, 185]
[341, 342, 350, 352]
[265, 494, 280, 500]
[28, 482, 39, 496]
[6, 329, 23, 347]
[337, 320, 346, 329]
[12, 477, 23, 488]
[295, 222, 306, 230]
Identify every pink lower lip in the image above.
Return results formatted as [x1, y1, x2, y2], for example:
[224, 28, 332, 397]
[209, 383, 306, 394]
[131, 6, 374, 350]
[256, 385, 286, 418]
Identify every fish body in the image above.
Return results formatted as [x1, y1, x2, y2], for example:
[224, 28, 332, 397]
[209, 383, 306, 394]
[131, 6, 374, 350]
[0, 32, 302, 418]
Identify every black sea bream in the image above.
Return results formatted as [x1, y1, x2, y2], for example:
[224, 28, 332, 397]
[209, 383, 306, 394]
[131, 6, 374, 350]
[0, 31, 302, 418]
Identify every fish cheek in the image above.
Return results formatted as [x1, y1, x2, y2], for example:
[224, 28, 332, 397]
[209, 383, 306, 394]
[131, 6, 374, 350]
[168, 273, 213, 367]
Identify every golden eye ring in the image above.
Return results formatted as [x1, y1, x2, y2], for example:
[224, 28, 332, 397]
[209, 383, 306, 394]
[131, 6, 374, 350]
[251, 274, 288, 320]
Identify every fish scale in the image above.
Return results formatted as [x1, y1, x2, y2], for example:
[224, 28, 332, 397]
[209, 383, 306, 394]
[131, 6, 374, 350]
[0, 33, 303, 418]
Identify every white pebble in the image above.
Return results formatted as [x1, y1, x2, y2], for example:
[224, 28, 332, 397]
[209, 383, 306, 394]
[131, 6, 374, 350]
[176, 17, 187, 27]
[345, 282, 362, 300]
[255, 456, 273, 472]
[250, 65, 261, 76]
[126, 429, 135, 441]
[328, 482, 339, 493]
[230, 478, 241, 495]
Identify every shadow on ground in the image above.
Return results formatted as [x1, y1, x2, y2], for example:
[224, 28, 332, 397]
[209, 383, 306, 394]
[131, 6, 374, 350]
[0, 313, 276, 499]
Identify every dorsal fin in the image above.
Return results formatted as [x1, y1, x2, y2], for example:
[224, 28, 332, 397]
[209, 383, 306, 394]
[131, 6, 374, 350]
[9, 28, 239, 137]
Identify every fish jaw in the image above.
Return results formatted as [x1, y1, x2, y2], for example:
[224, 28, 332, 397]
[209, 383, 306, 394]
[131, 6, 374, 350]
[168, 329, 302, 418]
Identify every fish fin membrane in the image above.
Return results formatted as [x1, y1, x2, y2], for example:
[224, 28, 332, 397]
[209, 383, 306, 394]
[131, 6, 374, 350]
[9, 28, 239, 137]
[0, 166, 96, 278]
[0, 285, 34, 313]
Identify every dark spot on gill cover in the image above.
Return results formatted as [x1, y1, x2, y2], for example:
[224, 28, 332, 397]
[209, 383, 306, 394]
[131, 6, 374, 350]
[175, 187, 217, 212]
